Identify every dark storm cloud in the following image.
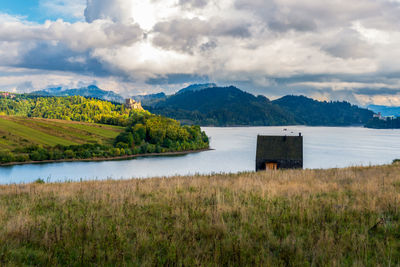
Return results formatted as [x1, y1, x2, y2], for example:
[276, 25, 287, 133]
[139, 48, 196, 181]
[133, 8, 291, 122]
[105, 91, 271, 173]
[355, 88, 400, 96]
[233, 0, 400, 33]
[272, 73, 378, 85]
[85, 0, 133, 23]
[13, 42, 111, 76]
[321, 29, 372, 59]
[268, 17, 317, 33]
[234, 0, 318, 33]
[152, 17, 251, 53]
[146, 74, 209, 85]
[0, 19, 143, 51]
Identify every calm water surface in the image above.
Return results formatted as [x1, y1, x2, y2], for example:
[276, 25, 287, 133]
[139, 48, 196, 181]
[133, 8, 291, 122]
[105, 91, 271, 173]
[1, 126, 400, 184]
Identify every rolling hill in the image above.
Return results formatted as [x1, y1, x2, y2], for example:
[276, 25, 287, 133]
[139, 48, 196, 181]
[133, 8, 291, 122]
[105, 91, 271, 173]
[176, 83, 217, 94]
[272, 95, 374, 126]
[0, 116, 124, 163]
[0, 116, 123, 149]
[147, 86, 296, 126]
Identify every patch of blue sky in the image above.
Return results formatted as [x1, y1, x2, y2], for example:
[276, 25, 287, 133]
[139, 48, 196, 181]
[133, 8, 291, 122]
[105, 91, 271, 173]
[0, 0, 84, 23]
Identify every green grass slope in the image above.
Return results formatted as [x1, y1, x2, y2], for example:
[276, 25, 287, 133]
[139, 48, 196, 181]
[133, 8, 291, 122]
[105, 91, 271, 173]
[0, 116, 123, 155]
[0, 164, 399, 265]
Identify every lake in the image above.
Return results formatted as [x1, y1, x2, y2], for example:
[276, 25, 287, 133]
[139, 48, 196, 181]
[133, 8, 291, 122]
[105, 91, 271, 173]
[1, 126, 400, 184]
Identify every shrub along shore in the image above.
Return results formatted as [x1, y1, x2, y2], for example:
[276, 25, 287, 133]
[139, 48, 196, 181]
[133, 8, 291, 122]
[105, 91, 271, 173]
[0, 164, 400, 265]
[0, 148, 211, 167]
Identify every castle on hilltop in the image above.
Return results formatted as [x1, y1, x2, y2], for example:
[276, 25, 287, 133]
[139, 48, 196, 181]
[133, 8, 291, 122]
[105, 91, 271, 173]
[0, 92, 15, 99]
[125, 98, 143, 110]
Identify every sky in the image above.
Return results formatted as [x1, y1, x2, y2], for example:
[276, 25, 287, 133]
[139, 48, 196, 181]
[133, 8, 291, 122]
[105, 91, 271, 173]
[1, 0, 400, 106]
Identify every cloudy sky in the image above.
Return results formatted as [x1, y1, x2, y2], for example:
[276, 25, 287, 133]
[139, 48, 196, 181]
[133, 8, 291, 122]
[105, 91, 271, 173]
[1, 0, 400, 106]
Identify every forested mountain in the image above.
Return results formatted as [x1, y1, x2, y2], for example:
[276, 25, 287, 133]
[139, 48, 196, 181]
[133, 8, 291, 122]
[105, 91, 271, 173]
[147, 86, 296, 126]
[31, 85, 125, 103]
[145, 86, 374, 126]
[272, 95, 374, 126]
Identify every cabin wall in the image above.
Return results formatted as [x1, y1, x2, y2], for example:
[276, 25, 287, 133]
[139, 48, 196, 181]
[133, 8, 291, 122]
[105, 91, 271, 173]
[255, 135, 303, 171]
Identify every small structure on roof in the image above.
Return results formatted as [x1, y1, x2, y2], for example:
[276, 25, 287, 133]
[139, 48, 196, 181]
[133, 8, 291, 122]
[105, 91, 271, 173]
[255, 134, 303, 171]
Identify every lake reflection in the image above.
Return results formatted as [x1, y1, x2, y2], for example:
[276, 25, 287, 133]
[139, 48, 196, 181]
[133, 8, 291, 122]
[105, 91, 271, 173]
[1, 126, 400, 184]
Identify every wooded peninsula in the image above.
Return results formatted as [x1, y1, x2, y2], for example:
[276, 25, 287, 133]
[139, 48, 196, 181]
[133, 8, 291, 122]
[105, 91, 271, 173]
[0, 95, 209, 165]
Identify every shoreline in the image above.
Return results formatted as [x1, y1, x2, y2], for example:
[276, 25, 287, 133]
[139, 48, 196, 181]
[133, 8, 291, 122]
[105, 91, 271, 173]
[0, 148, 212, 167]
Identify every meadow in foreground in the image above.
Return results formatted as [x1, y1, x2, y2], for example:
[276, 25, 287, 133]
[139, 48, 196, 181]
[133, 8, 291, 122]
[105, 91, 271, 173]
[0, 164, 399, 266]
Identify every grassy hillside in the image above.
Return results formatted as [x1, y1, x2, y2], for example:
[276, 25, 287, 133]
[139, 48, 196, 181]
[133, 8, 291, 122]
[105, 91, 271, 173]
[0, 116, 123, 149]
[0, 164, 399, 265]
[0, 116, 123, 162]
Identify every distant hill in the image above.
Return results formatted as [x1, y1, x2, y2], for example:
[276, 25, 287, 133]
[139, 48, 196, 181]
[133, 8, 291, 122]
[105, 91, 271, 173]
[145, 85, 374, 126]
[147, 86, 296, 126]
[272, 95, 374, 126]
[31, 85, 125, 103]
[367, 105, 400, 117]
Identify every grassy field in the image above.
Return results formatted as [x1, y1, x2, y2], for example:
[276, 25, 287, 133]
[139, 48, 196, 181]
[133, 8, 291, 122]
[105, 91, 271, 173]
[0, 116, 123, 152]
[0, 164, 400, 266]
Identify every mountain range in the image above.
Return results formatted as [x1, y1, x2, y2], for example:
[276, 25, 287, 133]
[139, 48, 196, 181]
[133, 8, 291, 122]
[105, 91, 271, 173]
[29, 83, 377, 127]
[145, 85, 374, 126]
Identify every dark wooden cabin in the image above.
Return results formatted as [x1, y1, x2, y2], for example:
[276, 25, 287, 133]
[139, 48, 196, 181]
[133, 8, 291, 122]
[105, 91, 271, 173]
[255, 135, 303, 171]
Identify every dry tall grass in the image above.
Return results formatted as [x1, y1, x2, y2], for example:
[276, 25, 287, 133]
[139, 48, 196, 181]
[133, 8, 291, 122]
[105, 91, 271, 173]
[1, 164, 400, 266]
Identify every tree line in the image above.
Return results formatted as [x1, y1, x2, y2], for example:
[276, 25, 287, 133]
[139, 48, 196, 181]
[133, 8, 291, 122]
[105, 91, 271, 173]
[364, 117, 400, 129]
[0, 95, 133, 126]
